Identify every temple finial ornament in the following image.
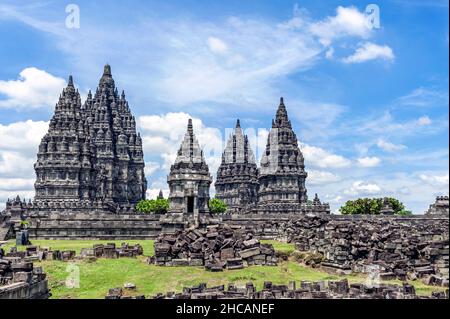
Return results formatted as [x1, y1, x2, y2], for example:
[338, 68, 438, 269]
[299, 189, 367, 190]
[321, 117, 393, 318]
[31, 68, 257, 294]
[187, 119, 193, 134]
[103, 64, 112, 77]
[68, 75, 74, 87]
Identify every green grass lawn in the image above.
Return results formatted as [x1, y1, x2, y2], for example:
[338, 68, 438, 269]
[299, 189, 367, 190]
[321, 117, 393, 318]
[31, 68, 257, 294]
[3, 239, 445, 299]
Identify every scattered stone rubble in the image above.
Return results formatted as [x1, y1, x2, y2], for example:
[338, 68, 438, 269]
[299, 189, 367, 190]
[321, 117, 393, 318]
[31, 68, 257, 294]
[150, 224, 277, 271]
[3, 243, 143, 262]
[79, 243, 143, 259]
[105, 286, 145, 299]
[0, 255, 50, 299]
[5, 245, 77, 262]
[151, 280, 448, 299]
[278, 215, 449, 286]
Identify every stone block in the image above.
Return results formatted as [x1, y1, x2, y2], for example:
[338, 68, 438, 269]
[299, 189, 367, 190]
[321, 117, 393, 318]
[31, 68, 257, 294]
[239, 247, 260, 259]
[172, 259, 189, 266]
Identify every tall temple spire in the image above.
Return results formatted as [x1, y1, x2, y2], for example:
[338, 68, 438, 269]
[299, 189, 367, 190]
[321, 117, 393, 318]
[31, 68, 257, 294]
[68, 75, 74, 87]
[174, 119, 205, 164]
[274, 96, 291, 128]
[215, 119, 258, 213]
[99, 64, 114, 87]
[168, 119, 212, 214]
[258, 97, 308, 212]
[103, 64, 112, 77]
[35, 65, 147, 208]
[187, 118, 193, 135]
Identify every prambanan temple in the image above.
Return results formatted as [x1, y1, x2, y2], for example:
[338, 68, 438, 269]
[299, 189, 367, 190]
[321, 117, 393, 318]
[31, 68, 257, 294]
[34, 65, 147, 210]
[1, 65, 447, 240]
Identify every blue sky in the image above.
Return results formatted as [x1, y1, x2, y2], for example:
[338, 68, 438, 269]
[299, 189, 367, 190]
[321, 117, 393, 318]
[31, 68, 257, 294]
[0, 0, 448, 213]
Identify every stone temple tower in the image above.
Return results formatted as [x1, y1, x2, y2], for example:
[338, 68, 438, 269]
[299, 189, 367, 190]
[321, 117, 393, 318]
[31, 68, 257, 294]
[215, 119, 258, 213]
[83, 64, 147, 205]
[34, 76, 90, 205]
[34, 65, 147, 209]
[168, 119, 212, 215]
[258, 97, 308, 213]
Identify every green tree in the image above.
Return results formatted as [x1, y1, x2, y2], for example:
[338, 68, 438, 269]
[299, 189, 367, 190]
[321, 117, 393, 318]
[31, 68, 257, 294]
[208, 198, 227, 214]
[397, 210, 413, 216]
[136, 198, 169, 214]
[339, 197, 408, 215]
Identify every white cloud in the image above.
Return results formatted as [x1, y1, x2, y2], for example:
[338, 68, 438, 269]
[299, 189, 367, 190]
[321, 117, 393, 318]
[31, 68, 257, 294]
[376, 138, 406, 152]
[301, 143, 351, 168]
[0, 178, 34, 191]
[155, 15, 322, 106]
[307, 170, 340, 185]
[357, 156, 381, 167]
[0, 67, 66, 109]
[344, 181, 382, 196]
[349, 112, 445, 137]
[417, 116, 432, 126]
[0, 120, 48, 205]
[0, 120, 49, 152]
[309, 6, 372, 46]
[0, 120, 47, 179]
[207, 36, 228, 54]
[144, 162, 160, 177]
[419, 173, 449, 187]
[1, 4, 385, 110]
[325, 47, 334, 59]
[395, 87, 449, 108]
[138, 112, 223, 173]
[0, 151, 35, 178]
[342, 42, 394, 64]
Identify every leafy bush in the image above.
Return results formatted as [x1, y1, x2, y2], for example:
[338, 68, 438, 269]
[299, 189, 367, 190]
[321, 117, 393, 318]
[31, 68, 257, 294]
[136, 198, 169, 214]
[397, 210, 413, 216]
[208, 198, 227, 214]
[20, 220, 30, 228]
[339, 197, 407, 215]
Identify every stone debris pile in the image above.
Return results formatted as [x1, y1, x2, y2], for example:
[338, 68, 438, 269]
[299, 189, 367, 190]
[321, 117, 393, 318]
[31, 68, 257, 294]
[5, 245, 76, 262]
[4, 242, 143, 262]
[80, 243, 143, 259]
[152, 280, 448, 299]
[280, 215, 449, 286]
[0, 257, 50, 299]
[105, 284, 144, 299]
[151, 224, 277, 271]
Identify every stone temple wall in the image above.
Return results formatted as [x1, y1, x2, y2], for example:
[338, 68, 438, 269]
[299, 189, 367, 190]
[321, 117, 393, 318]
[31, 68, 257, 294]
[2, 207, 449, 242]
[24, 211, 162, 240]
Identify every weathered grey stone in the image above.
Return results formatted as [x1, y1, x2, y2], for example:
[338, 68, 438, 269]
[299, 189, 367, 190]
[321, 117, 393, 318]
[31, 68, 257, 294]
[167, 119, 211, 217]
[215, 120, 258, 213]
[426, 196, 449, 215]
[152, 224, 277, 269]
[33, 65, 146, 209]
[239, 247, 261, 259]
[151, 280, 447, 299]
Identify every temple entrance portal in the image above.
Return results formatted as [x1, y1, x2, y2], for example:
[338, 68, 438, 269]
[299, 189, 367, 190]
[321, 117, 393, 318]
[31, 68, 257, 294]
[187, 196, 194, 213]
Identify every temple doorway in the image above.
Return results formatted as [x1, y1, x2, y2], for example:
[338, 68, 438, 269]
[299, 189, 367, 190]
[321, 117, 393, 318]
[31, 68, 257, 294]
[187, 196, 194, 213]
